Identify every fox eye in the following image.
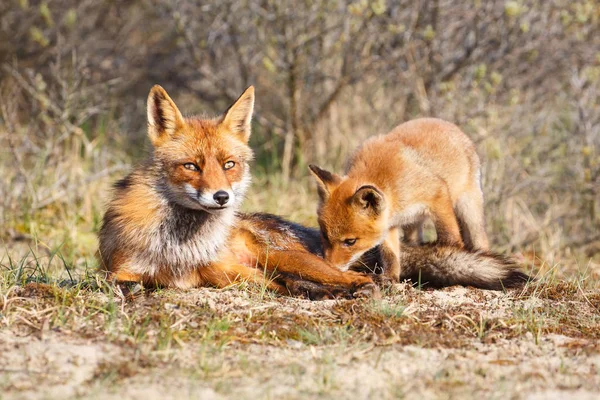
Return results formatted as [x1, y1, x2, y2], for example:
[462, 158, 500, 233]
[343, 238, 357, 246]
[223, 161, 235, 170]
[183, 163, 200, 171]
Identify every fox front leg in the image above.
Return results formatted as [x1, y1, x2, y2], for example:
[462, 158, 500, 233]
[426, 188, 464, 248]
[376, 227, 401, 284]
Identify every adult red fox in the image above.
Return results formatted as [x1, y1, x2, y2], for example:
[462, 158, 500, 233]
[98, 85, 377, 299]
[98, 87, 528, 297]
[310, 119, 490, 281]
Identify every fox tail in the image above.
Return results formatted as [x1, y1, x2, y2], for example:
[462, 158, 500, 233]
[397, 245, 532, 290]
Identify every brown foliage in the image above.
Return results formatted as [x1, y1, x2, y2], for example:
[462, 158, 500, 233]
[0, 0, 599, 259]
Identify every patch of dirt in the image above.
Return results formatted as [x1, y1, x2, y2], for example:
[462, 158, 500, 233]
[0, 333, 125, 399]
[1, 283, 599, 399]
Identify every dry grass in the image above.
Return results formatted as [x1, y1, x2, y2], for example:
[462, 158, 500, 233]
[1, 240, 599, 399]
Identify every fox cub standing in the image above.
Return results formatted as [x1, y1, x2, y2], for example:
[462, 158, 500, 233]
[98, 85, 378, 299]
[310, 118, 490, 282]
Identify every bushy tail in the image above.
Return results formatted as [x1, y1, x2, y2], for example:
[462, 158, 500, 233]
[398, 245, 531, 290]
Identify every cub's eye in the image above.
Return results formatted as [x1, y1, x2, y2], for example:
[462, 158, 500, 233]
[343, 238, 357, 246]
[223, 161, 236, 170]
[183, 163, 200, 171]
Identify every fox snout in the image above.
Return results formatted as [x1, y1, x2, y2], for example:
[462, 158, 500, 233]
[184, 183, 235, 210]
[198, 189, 234, 209]
[324, 247, 352, 272]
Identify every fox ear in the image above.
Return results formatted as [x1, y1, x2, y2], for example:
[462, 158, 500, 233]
[221, 86, 255, 143]
[352, 185, 385, 215]
[309, 164, 342, 202]
[147, 85, 184, 147]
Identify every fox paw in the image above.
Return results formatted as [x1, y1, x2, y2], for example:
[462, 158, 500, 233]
[286, 280, 380, 300]
[353, 283, 381, 300]
[286, 280, 336, 300]
[370, 273, 397, 288]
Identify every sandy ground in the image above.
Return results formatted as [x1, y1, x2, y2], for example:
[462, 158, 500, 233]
[1, 284, 599, 400]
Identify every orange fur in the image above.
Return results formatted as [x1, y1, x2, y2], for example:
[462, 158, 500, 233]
[99, 85, 377, 299]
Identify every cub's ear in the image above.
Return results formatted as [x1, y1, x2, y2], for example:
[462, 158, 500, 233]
[309, 164, 342, 203]
[221, 86, 255, 143]
[352, 185, 385, 215]
[147, 85, 184, 147]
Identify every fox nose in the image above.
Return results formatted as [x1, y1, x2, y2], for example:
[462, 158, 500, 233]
[213, 190, 230, 206]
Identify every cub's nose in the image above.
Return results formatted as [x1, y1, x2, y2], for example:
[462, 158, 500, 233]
[213, 190, 230, 206]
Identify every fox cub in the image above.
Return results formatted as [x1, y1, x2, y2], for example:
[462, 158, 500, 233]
[310, 118, 490, 281]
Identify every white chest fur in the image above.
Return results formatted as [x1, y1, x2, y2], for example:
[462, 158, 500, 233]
[129, 208, 236, 277]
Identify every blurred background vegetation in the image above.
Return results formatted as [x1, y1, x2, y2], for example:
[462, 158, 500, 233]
[0, 0, 599, 277]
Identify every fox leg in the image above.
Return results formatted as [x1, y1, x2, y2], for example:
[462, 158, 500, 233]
[197, 261, 289, 294]
[112, 269, 143, 283]
[105, 253, 144, 283]
[402, 217, 426, 245]
[380, 227, 401, 282]
[254, 250, 378, 299]
[454, 190, 489, 251]
[108, 255, 290, 294]
[426, 189, 464, 248]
